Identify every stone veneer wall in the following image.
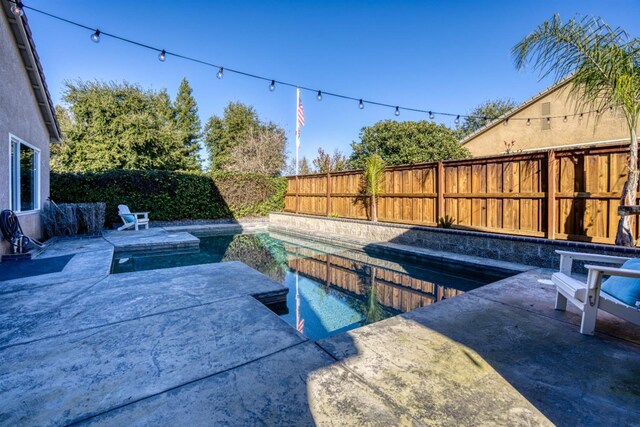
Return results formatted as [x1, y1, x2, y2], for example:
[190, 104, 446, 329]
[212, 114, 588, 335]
[269, 213, 640, 269]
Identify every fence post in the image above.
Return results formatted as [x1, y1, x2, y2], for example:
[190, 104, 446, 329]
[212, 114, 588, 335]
[326, 172, 332, 216]
[546, 150, 556, 240]
[295, 175, 300, 214]
[437, 161, 445, 221]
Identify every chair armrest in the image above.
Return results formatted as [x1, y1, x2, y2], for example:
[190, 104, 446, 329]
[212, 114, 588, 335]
[556, 250, 629, 265]
[584, 264, 640, 279]
[132, 212, 149, 219]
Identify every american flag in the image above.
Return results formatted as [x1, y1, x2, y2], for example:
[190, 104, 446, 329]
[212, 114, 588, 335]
[297, 97, 304, 139]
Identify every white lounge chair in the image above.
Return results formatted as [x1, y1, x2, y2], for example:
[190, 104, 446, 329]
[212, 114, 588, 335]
[117, 205, 150, 231]
[551, 250, 640, 335]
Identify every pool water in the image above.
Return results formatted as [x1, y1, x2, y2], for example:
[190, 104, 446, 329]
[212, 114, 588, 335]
[111, 232, 514, 341]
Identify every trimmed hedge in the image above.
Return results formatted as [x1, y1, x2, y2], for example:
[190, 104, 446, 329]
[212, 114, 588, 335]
[50, 170, 287, 225]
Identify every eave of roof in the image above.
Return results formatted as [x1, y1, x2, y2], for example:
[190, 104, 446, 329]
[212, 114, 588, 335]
[3, 3, 61, 143]
[459, 75, 575, 146]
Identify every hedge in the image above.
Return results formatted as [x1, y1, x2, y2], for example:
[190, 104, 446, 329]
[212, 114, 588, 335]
[50, 170, 287, 225]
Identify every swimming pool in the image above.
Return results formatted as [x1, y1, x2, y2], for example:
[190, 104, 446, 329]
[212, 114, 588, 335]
[111, 231, 515, 340]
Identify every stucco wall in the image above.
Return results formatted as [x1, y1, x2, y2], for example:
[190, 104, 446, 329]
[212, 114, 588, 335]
[0, 11, 51, 256]
[463, 81, 634, 157]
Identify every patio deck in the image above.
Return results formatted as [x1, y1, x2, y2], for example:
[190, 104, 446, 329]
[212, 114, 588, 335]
[0, 228, 638, 426]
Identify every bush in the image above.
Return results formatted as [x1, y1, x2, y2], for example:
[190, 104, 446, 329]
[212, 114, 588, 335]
[50, 170, 286, 226]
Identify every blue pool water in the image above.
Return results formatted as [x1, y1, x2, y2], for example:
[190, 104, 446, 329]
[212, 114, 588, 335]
[112, 231, 514, 340]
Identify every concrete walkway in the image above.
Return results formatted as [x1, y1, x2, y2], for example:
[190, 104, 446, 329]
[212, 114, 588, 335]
[0, 228, 638, 426]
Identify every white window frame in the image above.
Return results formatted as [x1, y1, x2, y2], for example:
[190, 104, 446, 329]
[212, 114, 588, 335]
[8, 133, 41, 214]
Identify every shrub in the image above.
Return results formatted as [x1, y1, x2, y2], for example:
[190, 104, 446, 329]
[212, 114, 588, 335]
[50, 170, 286, 226]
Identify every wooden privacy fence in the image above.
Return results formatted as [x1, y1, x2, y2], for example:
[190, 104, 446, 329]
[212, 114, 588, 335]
[284, 144, 636, 245]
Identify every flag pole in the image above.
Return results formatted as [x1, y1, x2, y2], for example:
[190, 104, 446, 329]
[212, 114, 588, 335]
[295, 87, 300, 176]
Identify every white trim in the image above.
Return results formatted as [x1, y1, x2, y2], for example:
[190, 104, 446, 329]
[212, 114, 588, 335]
[501, 138, 631, 155]
[8, 133, 42, 213]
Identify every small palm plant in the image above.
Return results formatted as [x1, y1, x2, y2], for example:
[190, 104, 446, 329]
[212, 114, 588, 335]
[363, 154, 385, 222]
[513, 14, 640, 246]
[438, 215, 456, 228]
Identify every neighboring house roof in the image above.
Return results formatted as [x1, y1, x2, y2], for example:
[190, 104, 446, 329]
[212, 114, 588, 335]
[460, 75, 575, 146]
[2, 3, 61, 142]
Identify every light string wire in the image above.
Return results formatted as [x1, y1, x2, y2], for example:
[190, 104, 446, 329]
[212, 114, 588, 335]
[9, 0, 613, 123]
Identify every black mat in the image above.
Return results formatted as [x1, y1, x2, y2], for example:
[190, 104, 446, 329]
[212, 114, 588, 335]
[0, 255, 74, 281]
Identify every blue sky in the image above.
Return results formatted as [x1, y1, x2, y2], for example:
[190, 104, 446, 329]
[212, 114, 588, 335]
[24, 0, 640, 165]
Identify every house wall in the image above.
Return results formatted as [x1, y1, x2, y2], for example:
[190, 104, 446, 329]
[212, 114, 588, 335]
[0, 11, 51, 256]
[463, 81, 634, 157]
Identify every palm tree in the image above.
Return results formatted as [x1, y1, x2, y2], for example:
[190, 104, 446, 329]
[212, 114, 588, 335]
[512, 14, 640, 246]
[363, 154, 385, 222]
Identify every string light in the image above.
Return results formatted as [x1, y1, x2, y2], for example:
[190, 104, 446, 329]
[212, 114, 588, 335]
[216, 67, 223, 79]
[563, 116, 568, 123]
[11, 1, 23, 16]
[90, 29, 100, 43]
[394, 107, 400, 116]
[12, 0, 613, 124]
[269, 80, 276, 91]
[579, 113, 584, 121]
[547, 117, 551, 125]
[503, 119, 508, 126]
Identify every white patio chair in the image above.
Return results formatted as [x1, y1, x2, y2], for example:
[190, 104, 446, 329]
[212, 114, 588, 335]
[551, 250, 640, 335]
[117, 204, 150, 231]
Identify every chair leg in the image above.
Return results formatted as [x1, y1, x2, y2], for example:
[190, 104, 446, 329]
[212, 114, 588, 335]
[579, 304, 598, 335]
[555, 292, 568, 311]
[135, 223, 139, 231]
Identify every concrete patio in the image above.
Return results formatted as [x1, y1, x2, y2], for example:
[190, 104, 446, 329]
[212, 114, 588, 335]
[0, 227, 638, 426]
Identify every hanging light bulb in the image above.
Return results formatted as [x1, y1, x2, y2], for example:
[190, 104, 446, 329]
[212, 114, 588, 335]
[547, 117, 551, 125]
[394, 107, 400, 117]
[11, 1, 23, 16]
[158, 50, 166, 62]
[503, 119, 508, 126]
[454, 115, 460, 125]
[563, 116, 568, 123]
[359, 99, 364, 110]
[90, 29, 101, 43]
[216, 67, 224, 79]
[579, 113, 584, 121]
[526, 118, 531, 126]
[316, 91, 322, 101]
[269, 80, 276, 91]
[429, 111, 434, 120]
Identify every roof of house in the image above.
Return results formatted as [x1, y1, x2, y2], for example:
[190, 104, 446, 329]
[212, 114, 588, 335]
[2, 3, 61, 143]
[459, 75, 575, 146]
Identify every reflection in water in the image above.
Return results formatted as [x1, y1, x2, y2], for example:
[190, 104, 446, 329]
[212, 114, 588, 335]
[112, 232, 513, 341]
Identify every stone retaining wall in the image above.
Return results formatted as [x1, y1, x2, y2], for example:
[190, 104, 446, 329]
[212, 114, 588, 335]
[269, 213, 640, 269]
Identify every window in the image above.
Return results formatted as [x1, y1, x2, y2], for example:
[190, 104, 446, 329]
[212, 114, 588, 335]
[9, 135, 40, 212]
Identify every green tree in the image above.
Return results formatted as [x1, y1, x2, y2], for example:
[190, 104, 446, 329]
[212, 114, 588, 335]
[458, 98, 518, 139]
[204, 102, 286, 173]
[174, 78, 202, 170]
[513, 14, 640, 246]
[349, 120, 470, 169]
[363, 154, 385, 222]
[312, 147, 349, 173]
[52, 81, 192, 172]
